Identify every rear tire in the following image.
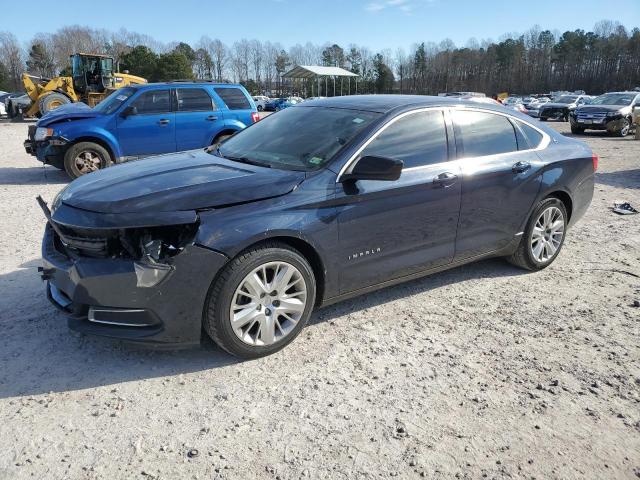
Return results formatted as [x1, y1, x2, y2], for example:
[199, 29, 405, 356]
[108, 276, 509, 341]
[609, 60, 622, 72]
[204, 242, 316, 359]
[63, 142, 111, 179]
[507, 197, 568, 271]
[38, 92, 71, 116]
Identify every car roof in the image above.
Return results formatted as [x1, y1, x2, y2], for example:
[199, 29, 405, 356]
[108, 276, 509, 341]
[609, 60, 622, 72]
[128, 81, 244, 89]
[297, 94, 504, 114]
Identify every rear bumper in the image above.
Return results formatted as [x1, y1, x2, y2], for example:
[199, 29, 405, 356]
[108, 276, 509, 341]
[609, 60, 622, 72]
[42, 224, 228, 347]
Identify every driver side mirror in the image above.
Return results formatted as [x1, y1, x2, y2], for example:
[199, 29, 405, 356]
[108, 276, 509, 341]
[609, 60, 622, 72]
[340, 155, 403, 182]
[121, 105, 138, 118]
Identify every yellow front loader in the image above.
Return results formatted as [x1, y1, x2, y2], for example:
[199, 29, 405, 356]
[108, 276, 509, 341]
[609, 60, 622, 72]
[22, 53, 146, 117]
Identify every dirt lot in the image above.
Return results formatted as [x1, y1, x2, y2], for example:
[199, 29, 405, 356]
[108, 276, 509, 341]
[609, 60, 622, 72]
[0, 120, 638, 480]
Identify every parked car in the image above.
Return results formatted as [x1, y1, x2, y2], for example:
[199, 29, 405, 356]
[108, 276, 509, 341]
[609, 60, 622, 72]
[510, 103, 529, 115]
[263, 97, 294, 111]
[539, 95, 591, 122]
[24, 82, 259, 178]
[7, 94, 32, 118]
[38, 95, 595, 358]
[569, 91, 640, 136]
[252, 95, 270, 111]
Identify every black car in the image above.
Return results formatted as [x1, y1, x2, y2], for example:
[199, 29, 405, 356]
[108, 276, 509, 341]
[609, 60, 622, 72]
[539, 95, 590, 122]
[39, 95, 596, 358]
[570, 92, 640, 136]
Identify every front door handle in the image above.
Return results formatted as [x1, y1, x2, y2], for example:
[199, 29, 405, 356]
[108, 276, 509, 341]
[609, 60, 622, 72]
[432, 171, 458, 188]
[206, 115, 218, 121]
[158, 119, 170, 125]
[512, 161, 531, 173]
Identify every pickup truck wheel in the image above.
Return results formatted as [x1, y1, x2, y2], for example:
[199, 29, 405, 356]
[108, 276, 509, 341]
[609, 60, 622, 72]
[38, 92, 71, 115]
[507, 197, 568, 271]
[204, 242, 316, 359]
[63, 142, 111, 179]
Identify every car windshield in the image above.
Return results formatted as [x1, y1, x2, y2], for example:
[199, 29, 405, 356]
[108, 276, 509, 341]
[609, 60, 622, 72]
[589, 93, 635, 106]
[93, 87, 136, 114]
[555, 96, 577, 104]
[215, 106, 380, 171]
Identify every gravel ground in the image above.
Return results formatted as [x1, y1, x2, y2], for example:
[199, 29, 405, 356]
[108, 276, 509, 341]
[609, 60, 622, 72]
[0, 120, 639, 480]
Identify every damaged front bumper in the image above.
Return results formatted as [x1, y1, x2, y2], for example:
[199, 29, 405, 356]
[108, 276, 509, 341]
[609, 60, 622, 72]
[40, 202, 229, 347]
[25, 127, 69, 169]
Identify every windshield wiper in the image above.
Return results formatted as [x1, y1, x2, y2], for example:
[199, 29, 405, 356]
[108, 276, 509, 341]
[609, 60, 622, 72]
[209, 146, 271, 168]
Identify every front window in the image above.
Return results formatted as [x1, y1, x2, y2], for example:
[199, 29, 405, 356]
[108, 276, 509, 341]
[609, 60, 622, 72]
[93, 87, 135, 114]
[589, 93, 636, 106]
[216, 106, 380, 171]
[555, 96, 577, 104]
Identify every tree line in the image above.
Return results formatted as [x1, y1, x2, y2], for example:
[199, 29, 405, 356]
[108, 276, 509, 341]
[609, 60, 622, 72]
[0, 20, 638, 97]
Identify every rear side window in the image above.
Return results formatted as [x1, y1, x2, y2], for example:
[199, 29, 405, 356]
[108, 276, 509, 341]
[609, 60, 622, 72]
[176, 88, 213, 112]
[131, 89, 171, 114]
[215, 88, 251, 110]
[514, 120, 544, 149]
[452, 110, 518, 157]
[361, 110, 448, 168]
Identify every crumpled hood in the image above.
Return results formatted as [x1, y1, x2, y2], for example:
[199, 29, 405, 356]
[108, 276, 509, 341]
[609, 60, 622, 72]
[37, 102, 102, 127]
[59, 149, 305, 214]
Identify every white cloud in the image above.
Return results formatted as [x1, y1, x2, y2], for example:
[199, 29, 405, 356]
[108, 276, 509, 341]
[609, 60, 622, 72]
[365, 0, 433, 14]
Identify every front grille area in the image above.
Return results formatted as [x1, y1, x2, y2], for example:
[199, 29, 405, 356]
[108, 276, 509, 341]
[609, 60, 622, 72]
[53, 223, 113, 258]
[577, 112, 607, 123]
[541, 107, 566, 117]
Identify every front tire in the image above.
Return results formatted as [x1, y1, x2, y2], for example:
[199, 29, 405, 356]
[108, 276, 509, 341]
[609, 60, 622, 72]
[257, 105, 263, 111]
[570, 125, 584, 134]
[611, 117, 631, 137]
[63, 142, 111, 179]
[507, 197, 568, 271]
[204, 242, 316, 359]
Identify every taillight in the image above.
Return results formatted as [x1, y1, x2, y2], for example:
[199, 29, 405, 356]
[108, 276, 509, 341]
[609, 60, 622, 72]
[251, 112, 260, 123]
[592, 153, 598, 172]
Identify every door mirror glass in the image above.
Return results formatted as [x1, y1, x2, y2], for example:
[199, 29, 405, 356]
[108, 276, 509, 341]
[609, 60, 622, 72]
[121, 105, 137, 117]
[341, 155, 403, 182]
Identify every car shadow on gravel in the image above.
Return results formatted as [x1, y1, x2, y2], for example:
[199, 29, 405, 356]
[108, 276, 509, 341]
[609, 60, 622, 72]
[596, 168, 640, 189]
[0, 166, 69, 186]
[311, 257, 527, 325]
[0, 257, 526, 399]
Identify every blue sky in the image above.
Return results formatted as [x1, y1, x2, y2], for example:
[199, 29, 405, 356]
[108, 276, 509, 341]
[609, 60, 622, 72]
[6, 0, 640, 51]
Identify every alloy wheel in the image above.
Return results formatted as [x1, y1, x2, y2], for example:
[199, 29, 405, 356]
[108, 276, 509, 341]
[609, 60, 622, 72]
[74, 150, 102, 174]
[229, 261, 307, 346]
[530, 206, 564, 263]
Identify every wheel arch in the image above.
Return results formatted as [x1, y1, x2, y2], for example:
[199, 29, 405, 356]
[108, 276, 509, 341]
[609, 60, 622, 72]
[67, 136, 118, 163]
[211, 128, 239, 145]
[225, 236, 327, 307]
[545, 190, 573, 222]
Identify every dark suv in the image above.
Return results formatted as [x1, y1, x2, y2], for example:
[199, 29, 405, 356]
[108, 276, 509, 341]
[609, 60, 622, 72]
[569, 91, 640, 137]
[39, 95, 595, 358]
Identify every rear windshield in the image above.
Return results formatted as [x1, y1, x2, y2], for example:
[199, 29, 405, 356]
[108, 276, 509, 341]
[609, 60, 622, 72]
[215, 106, 380, 171]
[215, 88, 251, 110]
[93, 87, 135, 114]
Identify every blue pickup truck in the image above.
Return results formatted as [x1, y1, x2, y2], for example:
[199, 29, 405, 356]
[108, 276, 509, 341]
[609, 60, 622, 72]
[25, 82, 258, 178]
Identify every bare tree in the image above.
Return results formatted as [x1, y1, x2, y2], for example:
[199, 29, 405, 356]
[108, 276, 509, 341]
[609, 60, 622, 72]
[0, 32, 24, 90]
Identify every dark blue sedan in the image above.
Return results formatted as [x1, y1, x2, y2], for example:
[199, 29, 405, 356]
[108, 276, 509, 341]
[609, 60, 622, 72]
[39, 95, 595, 358]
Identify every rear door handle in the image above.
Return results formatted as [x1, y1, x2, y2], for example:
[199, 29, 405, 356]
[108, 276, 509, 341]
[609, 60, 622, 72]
[432, 171, 458, 188]
[512, 161, 531, 173]
[158, 119, 170, 125]
[206, 115, 218, 121]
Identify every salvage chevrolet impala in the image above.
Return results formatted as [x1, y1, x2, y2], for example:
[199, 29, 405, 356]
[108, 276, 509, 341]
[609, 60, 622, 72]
[39, 95, 596, 358]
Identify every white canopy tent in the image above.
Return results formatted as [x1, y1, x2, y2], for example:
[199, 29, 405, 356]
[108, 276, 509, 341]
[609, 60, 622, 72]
[282, 65, 360, 97]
